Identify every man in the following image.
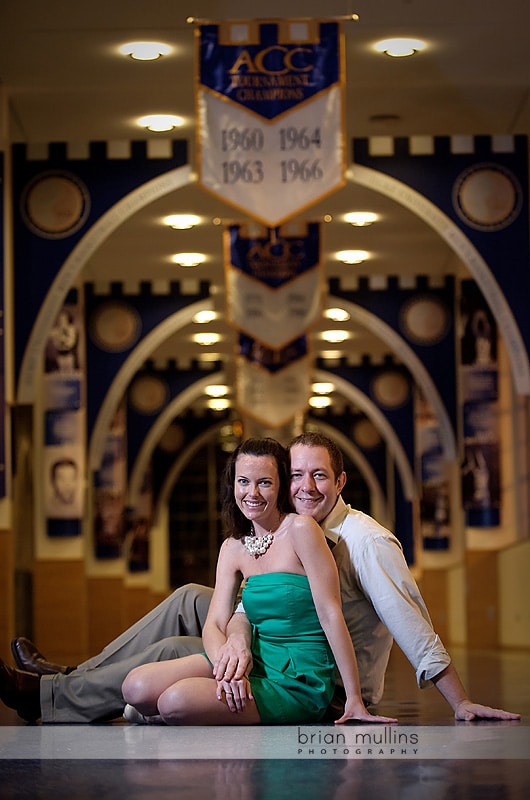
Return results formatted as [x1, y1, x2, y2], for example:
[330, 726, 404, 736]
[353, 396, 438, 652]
[0, 433, 520, 723]
[46, 457, 81, 519]
[50, 459, 78, 505]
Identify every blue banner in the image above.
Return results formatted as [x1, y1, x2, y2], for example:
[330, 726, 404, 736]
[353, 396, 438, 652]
[225, 222, 323, 349]
[199, 21, 340, 120]
[197, 19, 345, 225]
[460, 281, 500, 527]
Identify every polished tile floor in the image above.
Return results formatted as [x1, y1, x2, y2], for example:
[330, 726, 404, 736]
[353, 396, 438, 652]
[0, 646, 529, 799]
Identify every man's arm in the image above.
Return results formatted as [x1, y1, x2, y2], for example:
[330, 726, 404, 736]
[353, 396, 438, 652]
[432, 664, 520, 721]
[211, 611, 253, 713]
[354, 532, 520, 719]
[212, 612, 253, 682]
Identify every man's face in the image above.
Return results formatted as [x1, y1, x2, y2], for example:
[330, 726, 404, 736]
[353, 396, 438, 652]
[289, 444, 346, 523]
[53, 464, 77, 504]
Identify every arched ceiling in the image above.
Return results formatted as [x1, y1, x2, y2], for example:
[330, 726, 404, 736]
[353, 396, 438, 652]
[1, 0, 528, 415]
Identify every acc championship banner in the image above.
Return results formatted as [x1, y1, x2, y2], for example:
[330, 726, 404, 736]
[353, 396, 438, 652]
[224, 221, 323, 348]
[237, 334, 310, 427]
[196, 19, 345, 225]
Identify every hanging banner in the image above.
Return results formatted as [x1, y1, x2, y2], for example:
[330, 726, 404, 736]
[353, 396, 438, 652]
[415, 394, 450, 550]
[196, 19, 345, 225]
[94, 401, 127, 559]
[44, 298, 85, 537]
[0, 152, 5, 498]
[460, 281, 500, 527]
[237, 334, 310, 427]
[224, 221, 323, 348]
[44, 410, 85, 537]
[124, 465, 153, 574]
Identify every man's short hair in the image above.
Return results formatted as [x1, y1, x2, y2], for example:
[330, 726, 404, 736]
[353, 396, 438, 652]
[50, 457, 78, 482]
[288, 432, 344, 479]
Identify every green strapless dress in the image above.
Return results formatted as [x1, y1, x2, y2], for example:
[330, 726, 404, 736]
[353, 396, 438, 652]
[242, 572, 335, 724]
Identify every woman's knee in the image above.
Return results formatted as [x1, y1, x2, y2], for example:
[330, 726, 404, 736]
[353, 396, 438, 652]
[157, 683, 189, 724]
[122, 667, 149, 705]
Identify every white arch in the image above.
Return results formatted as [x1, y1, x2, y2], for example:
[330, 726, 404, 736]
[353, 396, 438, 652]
[153, 423, 226, 525]
[314, 368, 417, 501]
[128, 371, 226, 506]
[350, 164, 530, 395]
[17, 164, 194, 403]
[87, 297, 214, 471]
[330, 295, 456, 461]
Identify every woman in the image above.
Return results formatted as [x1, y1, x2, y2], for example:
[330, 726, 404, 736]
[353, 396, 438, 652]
[122, 438, 397, 726]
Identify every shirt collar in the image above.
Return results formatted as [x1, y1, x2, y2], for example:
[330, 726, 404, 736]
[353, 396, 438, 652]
[321, 496, 349, 543]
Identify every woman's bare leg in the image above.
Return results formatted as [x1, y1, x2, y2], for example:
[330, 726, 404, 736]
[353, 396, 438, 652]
[157, 676, 262, 725]
[122, 653, 212, 715]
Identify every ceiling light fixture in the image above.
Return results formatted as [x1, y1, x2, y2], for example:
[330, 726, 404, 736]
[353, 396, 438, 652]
[321, 330, 350, 343]
[171, 252, 205, 267]
[324, 307, 351, 322]
[193, 332, 221, 346]
[163, 214, 200, 229]
[119, 42, 171, 61]
[337, 249, 369, 264]
[193, 310, 217, 324]
[312, 382, 335, 394]
[138, 114, 184, 132]
[344, 211, 378, 227]
[309, 396, 332, 409]
[374, 38, 426, 58]
[205, 384, 229, 397]
[208, 398, 230, 411]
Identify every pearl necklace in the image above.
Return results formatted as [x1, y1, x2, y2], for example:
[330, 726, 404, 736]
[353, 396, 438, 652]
[243, 519, 281, 558]
[243, 531, 274, 558]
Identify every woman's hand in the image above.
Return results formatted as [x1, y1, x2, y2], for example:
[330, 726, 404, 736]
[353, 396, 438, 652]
[212, 618, 253, 683]
[334, 699, 398, 725]
[216, 675, 254, 713]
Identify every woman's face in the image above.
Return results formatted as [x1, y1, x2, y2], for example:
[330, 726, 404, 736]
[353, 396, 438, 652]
[234, 454, 280, 528]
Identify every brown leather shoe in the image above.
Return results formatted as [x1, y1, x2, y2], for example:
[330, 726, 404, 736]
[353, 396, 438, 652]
[11, 637, 72, 676]
[0, 659, 41, 722]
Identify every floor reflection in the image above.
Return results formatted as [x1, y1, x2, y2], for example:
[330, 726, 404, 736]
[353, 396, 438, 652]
[1, 646, 529, 799]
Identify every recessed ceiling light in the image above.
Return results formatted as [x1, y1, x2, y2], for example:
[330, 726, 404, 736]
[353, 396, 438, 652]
[138, 114, 184, 132]
[374, 38, 426, 57]
[309, 396, 332, 409]
[324, 307, 351, 322]
[193, 332, 221, 346]
[119, 42, 172, 60]
[312, 382, 335, 394]
[337, 249, 369, 264]
[344, 211, 378, 227]
[208, 398, 230, 411]
[321, 330, 350, 343]
[171, 252, 206, 267]
[205, 384, 229, 397]
[163, 214, 201, 229]
[193, 310, 217, 324]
